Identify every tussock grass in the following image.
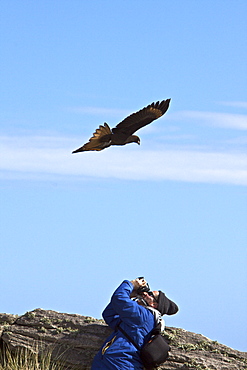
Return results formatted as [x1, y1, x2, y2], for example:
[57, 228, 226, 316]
[0, 344, 70, 370]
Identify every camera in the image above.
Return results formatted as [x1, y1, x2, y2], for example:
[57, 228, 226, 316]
[136, 277, 150, 294]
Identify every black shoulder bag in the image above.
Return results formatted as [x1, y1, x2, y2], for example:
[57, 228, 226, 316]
[117, 323, 170, 369]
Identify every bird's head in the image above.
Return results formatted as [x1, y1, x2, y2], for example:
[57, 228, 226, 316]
[124, 135, 140, 145]
[128, 135, 140, 145]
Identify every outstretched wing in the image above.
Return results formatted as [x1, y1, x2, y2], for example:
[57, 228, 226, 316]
[72, 123, 112, 152]
[112, 99, 171, 137]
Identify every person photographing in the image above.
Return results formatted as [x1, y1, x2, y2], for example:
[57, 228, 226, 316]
[91, 277, 179, 369]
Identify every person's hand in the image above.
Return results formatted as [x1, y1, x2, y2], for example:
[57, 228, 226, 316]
[130, 277, 147, 291]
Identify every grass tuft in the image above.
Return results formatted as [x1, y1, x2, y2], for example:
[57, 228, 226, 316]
[0, 344, 71, 370]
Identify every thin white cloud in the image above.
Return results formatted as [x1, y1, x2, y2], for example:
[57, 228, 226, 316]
[224, 136, 247, 145]
[69, 106, 247, 132]
[170, 111, 247, 130]
[0, 135, 246, 185]
[218, 101, 247, 109]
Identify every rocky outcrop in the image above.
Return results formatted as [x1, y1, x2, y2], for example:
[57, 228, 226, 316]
[0, 309, 246, 369]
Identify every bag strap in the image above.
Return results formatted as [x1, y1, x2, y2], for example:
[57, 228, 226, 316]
[151, 322, 162, 335]
[117, 323, 141, 351]
[116, 322, 162, 351]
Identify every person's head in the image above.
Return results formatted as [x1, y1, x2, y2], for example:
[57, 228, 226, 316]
[137, 290, 159, 309]
[138, 290, 178, 316]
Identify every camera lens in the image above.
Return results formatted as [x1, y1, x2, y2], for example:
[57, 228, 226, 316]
[136, 282, 150, 294]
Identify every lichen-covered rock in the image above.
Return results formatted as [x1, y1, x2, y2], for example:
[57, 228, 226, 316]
[163, 327, 247, 369]
[0, 309, 246, 370]
[0, 313, 18, 337]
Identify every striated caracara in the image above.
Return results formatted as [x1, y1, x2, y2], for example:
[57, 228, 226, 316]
[72, 99, 171, 153]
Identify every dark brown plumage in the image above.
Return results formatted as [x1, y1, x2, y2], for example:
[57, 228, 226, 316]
[72, 99, 171, 153]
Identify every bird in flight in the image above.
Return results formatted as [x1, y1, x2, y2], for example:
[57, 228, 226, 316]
[72, 99, 171, 153]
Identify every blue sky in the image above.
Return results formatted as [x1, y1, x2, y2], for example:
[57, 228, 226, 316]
[0, 0, 246, 352]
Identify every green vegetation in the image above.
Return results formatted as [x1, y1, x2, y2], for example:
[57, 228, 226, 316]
[0, 345, 71, 370]
[184, 358, 215, 370]
[83, 317, 98, 323]
[177, 340, 217, 352]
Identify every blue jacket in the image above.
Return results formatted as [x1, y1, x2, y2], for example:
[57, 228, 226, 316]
[91, 280, 156, 369]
